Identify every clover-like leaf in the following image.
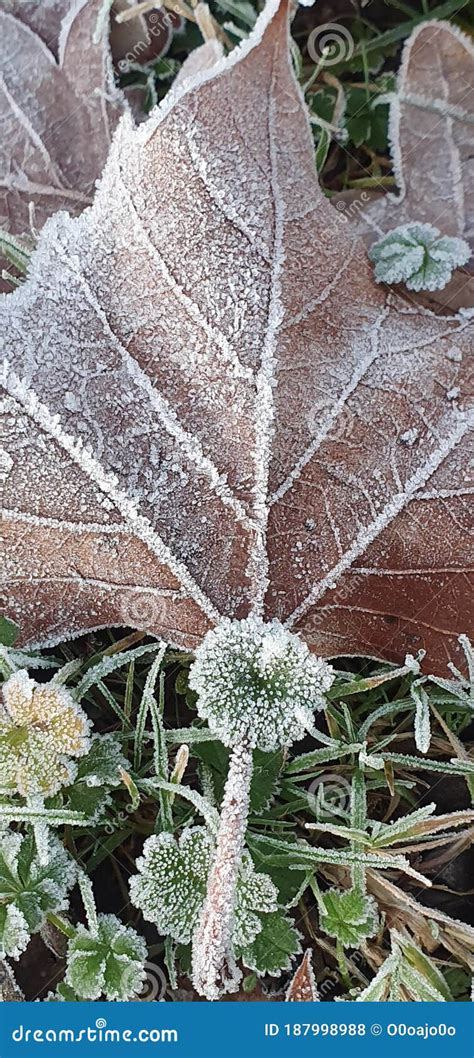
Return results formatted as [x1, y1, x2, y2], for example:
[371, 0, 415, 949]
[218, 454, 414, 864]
[130, 827, 213, 945]
[189, 617, 333, 750]
[318, 887, 378, 947]
[233, 851, 278, 949]
[0, 828, 76, 959]
[65, 913, 147, 1001]
[369, 224, 471, 292]
[0, 670, 90, 797]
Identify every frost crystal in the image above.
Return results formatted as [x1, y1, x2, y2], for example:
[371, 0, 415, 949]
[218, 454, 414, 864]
[129, 827, 278, 949]
[0, 829, 76, 960]
[65, 914, 147, 1001]
[189, 618, 334, 750]
[0, 670, 90, 797]
[369, 223, 471, 292]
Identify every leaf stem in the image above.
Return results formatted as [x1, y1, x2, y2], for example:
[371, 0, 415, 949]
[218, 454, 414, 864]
[192, 740, 253, 1000]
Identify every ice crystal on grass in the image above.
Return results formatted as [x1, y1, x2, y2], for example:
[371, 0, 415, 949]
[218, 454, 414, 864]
[369, 224, 471, 292]
[0, 829, 76, 959]
[189, 618, 333, 750]
[0, 671, 90, 797]
[130, 826, 279, 950]
[65, 914, 147, 1001]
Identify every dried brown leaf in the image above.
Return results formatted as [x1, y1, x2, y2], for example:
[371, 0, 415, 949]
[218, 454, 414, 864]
[285, 949, 319, 1001]
[0, 0, 125, 242]
[1, 0, 473, 674]
[337, 21, 474, 311]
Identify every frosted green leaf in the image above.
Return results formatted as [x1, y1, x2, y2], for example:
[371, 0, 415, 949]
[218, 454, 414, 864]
[189, 618, 333, 750]
[318, 887, 378, 947]
[65, 914, 147, 1001]
[74, 733, 127, 788]
[129, 827, 279, 948]
[130, 828, 212, 945]
[0, 829, 76, 959]
[0, 902, 30, 960]
[233, 852, 278, 949]
[369, 223, 471, 292]
[236, 909, 302, 976]
[0, 670, 90, 797]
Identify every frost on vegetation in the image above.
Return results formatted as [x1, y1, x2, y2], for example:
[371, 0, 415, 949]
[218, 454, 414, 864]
[317, 887, 379, 947]
[357, 930, 453, 1002]
[0, 829, 76, 960]
[0, 670, 91, 797]
[129, 826, 285, 957]
[189, 618, 334, 750]
[65, 914, 147, 1001]
[369, 223, 471, 291]
[429, 634, 474, 705]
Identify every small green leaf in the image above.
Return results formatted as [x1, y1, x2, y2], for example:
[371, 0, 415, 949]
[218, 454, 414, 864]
[0, 829, 76, 958]
[318, 887, 378, 947]
[369, 223, 471, 292]
[0, 617, 20, 647]
[236, 910, 301, 976]
[65, 914, 147, 1001]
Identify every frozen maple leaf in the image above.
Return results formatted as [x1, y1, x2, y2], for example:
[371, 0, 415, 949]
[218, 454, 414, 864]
[0, 0, 125, 252]
[0, 0, 472, 676]
[337, 21, 474, 312]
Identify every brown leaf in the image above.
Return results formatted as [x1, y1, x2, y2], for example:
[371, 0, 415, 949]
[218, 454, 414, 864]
[285, 949, 319, 1001]
[336, 21, 474, 312]
[0, 0, 125, 243]
[1, 0, 472, 674]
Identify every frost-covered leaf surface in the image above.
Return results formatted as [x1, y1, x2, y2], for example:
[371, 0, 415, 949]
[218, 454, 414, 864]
[235, 908, 301, 976]
[129, 826, 278, 950]
[285, 948, 319, 1001]
[0, 829, 76, 959]
[0, 669, 91, 796]
[0, 0, 125, 243]
[338, 21, 474, 310]
[318, 887, 378, 947]
[370, 224, 471, 292]
[65, 912, 147, 1000]
[1, 0, 473, 675]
